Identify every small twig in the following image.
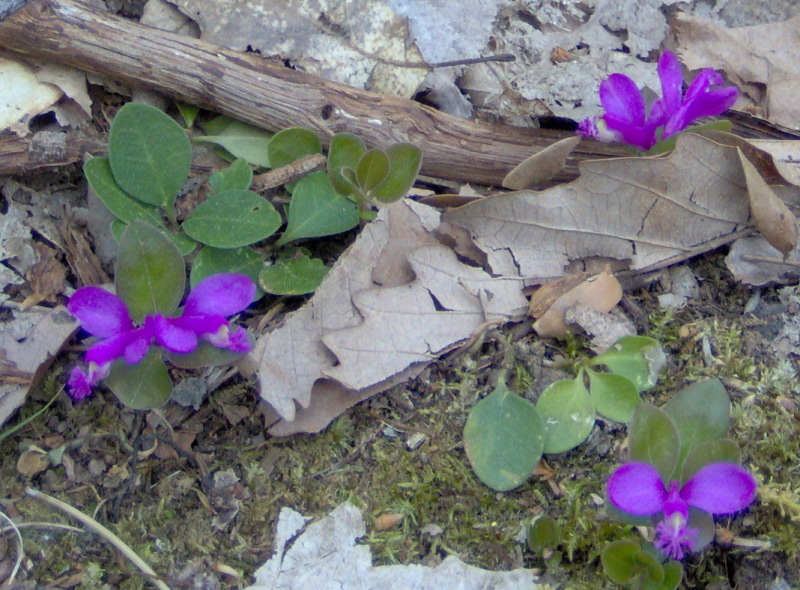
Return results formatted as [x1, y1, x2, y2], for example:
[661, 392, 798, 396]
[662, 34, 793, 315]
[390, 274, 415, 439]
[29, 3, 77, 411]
[741, 254, 800, 268]
[0, 509, 23, 587]
[0, 521, 84, 535]
[26, 488, 170, 590]
[251, 153, 327, 192]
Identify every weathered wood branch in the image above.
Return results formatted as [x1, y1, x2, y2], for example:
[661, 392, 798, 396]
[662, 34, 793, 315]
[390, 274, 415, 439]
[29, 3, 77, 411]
[0, 0, 632, 186]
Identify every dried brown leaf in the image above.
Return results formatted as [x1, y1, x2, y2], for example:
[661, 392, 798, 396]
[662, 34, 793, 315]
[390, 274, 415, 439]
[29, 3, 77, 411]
[533, 272, 622, 338]
[674, 13, 800, 131]
[503, 136, 581, 190]
[737, 149, 797, 256]
[725, 234, 800, 286]
[443, 134, 752, 281]
[374, 512, 403, 531]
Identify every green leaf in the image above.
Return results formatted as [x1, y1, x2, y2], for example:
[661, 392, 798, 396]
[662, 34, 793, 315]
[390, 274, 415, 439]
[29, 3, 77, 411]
[372, 143, 423, 203]
[601, 540, 643, 584]
[259, 254, 329, 295]
[356, 149, 390, 192]
[650, 561, 683, 590]
[587, 369, 641, 422]
[591, 335, 666, 391]
[182, 190, 281, 248]
[115, 220, 185, 321]
[110, 219, 126, 242]
[166, 339, 251, 369]
[688, 507, 716, 553]
[194, 119, 273, 167]
[649, 119, 732, 155]
[175, 102, 199, 128]
[84, 157, 162, 225]
[267, 127, 322, 169]
[463, 377, 544, 491]
[680, 439, 741, 484]
[190, 246, 265, 299]
[166, 229, 198, 256]
[108, 102, 191, 211]
[662, 379, 730, 480]
[528, 515, 561, 553]
[628, 405, 680, 482]
[275, 172, 359, 246]
[536, 377, 595, 454]
[328, 132, 366, 196]
[209, 158, 253, 194]
[105, 349, 172, 410]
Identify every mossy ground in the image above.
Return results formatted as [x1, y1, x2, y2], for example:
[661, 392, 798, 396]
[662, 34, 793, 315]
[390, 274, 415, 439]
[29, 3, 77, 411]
[1, 254, 799, 589]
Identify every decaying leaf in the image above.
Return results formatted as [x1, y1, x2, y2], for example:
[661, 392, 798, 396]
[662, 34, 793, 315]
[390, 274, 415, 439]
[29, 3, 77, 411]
[563, 303, 635, 354]
[503, 136, 581, 190]
[737, 149, 797, 256]
[725, 235, 800, 287]
[0, 306, 78, 427]
[532, 272, 622, 339]
[443, 134, 756, 281]
[674, 13, 800, 131]
[373, 512, 403, 531]
[0, 58, 61, 135]
[247, 502, 539, 590]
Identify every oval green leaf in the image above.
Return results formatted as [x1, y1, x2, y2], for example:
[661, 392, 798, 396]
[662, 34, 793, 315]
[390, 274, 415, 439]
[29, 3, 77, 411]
[628, 405, 680, 483]
[176, 102, 199, 128]
[190, 246, 265, 299]
[328, 132, 366, 196]
[536, 377, 595, 454]
[356, 149, 390, 193]
[115, 220, 186, 321]
[463, 379, 544, 491]
[108, 102, 191, 210]
[654, 560, 683, 590]
[85, 157, 162, 225]
[275, 172, 359, 246]
[267, 127, 322, 169]
[591, 335, 666, 391]
[662, 378, 730, 479]
[105, 349, 172, 410]
[182, 190, 281, 248]
[587, 369, 642, 422]
[528, 515, 561, 553]
[372, 143, 423, 203]
[194, 119, 273, 167]
[601, 540, 641, 584]
[259, 254, 329, 296]
[209, 158, 253, 194]
[680, 438, 741, 484]
[688, 507, 715, 553]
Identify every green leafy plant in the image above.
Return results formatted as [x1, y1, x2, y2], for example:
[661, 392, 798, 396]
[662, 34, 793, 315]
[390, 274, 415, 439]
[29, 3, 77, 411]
[327, 132, 423, 215]
[463, 336, 664, 491]
[603, 379, 757, 585]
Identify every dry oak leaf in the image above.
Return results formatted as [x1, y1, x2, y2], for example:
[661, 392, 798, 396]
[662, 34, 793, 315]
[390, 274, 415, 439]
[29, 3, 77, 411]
[674, 13, 800, 131]
[254, 200, 441, 422]
[443, 133, 755, 282]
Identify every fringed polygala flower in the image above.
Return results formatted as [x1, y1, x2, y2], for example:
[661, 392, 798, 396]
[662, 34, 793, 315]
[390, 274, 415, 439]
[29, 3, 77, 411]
[67, 274, 255, 401]
[577, 51, 738, 151]
[607, 461, 757, 560]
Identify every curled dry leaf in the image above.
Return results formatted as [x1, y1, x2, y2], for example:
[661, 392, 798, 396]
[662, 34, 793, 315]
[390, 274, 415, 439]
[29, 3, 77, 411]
[373, 512, 403, 531]
[737, 149, 797, 256]
[503, 136, 581, 190]
[532, 272, 622, 339]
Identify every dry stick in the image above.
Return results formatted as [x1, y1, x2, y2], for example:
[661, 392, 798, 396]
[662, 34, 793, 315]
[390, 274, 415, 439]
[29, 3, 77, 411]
[0, 0, 627, 188]
[25, 488, 170, 590]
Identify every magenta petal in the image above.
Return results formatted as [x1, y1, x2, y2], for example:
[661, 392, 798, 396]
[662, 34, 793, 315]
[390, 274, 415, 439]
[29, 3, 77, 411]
[657, 51, 683, 116]
[68, 287, 133, 337]
[152, 315, 198, 354]
[183, 274, 255, 318]
[84, 332, 136, 366]
[124, 335, 151, 364]
[607, 462, 668, 515]
[171, 314, 228, 336]
[680, 462, 757, 514]
[663, 86, 738, 138]
[602, 113, 658, 151]
[600, 74, 646, 125]
[68, 366, 94, 401]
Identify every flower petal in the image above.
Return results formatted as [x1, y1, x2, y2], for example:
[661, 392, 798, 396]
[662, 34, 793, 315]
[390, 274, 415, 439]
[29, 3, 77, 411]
[657, 51, 683, 117]
[183, 274, 255, 318]
[680, 462, 757, 514]
[124, 334, 151, 364]
[663, 86, 738, 138]
[171, 314, 228, 336]
[68, 287, 133, 337]
[599, 74, 646, 125]
[150, 314, 198, 354]
[602, 113, 658, 151]
[85, 332, 137, 366]
[68, 366, 95, 401]
[607, 462, 668, 515]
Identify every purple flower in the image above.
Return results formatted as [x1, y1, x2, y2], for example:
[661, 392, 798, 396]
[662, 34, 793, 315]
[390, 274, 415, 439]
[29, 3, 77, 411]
[607, 461, 757, 560]
[577, 51, 738, 151]
[67, 274, 255, 401]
